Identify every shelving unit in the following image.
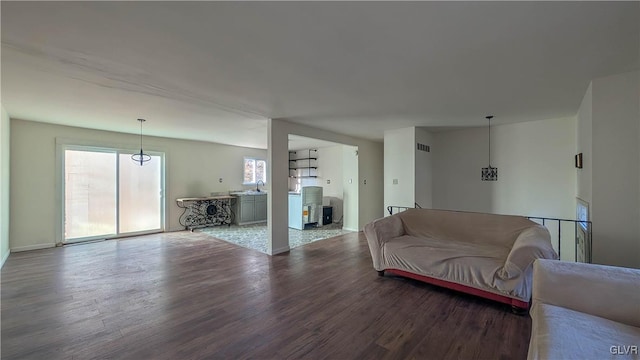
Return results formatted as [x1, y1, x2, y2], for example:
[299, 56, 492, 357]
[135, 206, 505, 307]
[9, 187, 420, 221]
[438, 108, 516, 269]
[289, 149, 318, 178]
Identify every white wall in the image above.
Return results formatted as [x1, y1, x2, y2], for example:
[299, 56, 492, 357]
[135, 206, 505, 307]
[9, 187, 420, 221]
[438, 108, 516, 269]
[591, 70, 640, 268]
[267, 119, 290, 254]
[357, 139, 383, 229]
[0, 106, 10, 267]
[342, 145, 359, 231]
[432, 127, 493, 213]
[289, 149, 317, 190]
[414, 127, 433, 208]
[10, 119, 267, 251]
[318, 145, 344, 223]
[432, 118, 577, 220]
[493, 118, 577, 261]
[384, 126, 434, 212]
[317, 145, 344, 198]
[492, 117, 577, 219]
[577, 82, 593, 204]
[384, 127, 415, 210]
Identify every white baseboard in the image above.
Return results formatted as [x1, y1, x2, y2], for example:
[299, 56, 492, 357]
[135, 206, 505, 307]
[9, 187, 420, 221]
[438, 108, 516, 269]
[11, 243, 56, 252]
[0, 249, 10, 268]
[270, 246, 290, 255]
[342, 227, 359, 232]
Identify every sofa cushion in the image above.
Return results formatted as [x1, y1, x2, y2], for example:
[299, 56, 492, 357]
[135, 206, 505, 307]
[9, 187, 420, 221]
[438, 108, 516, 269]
[528, 303, 640, 360]
[398, 208, 540, 248]
[533, 259, 640, 328]
[383, 235, 519, 297]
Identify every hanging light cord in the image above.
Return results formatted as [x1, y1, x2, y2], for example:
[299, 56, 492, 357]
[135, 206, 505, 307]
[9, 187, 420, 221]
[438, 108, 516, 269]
[132, 118, 151, 166]
[139, 118, 144, 153]
[487, 115, 493, 168]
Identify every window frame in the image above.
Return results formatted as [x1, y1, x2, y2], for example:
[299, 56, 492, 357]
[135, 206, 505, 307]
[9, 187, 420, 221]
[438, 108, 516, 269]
[56, 140, 166, 245]
[242, 157, 267, 185]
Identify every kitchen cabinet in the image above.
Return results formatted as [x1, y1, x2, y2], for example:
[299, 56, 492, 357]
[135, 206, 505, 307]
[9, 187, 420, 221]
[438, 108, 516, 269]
[255, 195, 267, 221]
[234, 194, 267, 225]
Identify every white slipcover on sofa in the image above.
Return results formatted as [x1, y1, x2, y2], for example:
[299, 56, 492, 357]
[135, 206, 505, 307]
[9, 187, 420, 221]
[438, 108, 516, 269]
[364, 208, 557, 309]
[528, 259, 640, 359]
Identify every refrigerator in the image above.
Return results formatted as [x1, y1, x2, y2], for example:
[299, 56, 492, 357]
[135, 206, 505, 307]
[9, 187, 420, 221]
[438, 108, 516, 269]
[288, 186, 323, 230]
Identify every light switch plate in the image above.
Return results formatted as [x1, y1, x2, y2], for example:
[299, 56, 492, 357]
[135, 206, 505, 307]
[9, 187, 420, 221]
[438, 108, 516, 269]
[326, 179, 331, 184]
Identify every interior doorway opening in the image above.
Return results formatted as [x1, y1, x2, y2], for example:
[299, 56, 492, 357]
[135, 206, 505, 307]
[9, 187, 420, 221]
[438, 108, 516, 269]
[287, 134, 359, 234]
[197, 134, 359, 254]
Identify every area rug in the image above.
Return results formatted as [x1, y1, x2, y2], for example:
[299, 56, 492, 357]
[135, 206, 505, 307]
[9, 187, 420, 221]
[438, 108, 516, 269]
[198, 222, 352, 254]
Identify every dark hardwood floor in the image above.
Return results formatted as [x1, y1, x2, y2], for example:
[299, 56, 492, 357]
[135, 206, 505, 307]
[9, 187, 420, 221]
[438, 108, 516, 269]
[1, 231, 531, 359]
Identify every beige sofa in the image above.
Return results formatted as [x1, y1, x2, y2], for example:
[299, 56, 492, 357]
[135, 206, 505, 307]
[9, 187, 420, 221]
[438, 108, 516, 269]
[364, 208, 557, 309]
[528, 259, 640, 359]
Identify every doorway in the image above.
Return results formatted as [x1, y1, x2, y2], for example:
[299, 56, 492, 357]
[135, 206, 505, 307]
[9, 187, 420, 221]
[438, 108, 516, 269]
[62, 146, 164, 244]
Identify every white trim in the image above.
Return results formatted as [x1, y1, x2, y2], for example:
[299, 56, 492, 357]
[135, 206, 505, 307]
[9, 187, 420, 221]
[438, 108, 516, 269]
[64, 234, 115, 244]
[115, 151, 121, 234]
[57, 142, 166, 243]
[55, 142, 64, 246]
[1, 249, 10, 268]
[271, 245, 290, 255]
[62, 230, 163, 245]
[11, 243, 56, 252]
[160, 154, 167, 233]
[107, 229, 163, 240]
[342, 227, 359, 232]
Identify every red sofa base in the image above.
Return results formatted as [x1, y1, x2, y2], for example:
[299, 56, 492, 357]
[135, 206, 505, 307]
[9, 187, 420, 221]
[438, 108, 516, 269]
[384, 268, 530, 310]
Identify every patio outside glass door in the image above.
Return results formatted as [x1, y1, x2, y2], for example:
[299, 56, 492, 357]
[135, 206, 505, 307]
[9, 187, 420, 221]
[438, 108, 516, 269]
[64, 147, 163, 243]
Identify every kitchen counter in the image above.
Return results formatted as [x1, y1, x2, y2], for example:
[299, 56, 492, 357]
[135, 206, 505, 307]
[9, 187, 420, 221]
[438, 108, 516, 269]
[230, 190, 268, 196]
[176, 195, 235, 206]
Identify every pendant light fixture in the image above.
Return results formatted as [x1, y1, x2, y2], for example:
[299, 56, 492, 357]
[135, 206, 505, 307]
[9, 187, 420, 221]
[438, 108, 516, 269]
[131, 118, 151, 166]
[481, 115, 498, 181]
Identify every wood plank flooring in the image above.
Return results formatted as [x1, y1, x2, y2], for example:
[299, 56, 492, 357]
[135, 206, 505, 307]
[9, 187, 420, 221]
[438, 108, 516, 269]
[1, 231, 531, 359]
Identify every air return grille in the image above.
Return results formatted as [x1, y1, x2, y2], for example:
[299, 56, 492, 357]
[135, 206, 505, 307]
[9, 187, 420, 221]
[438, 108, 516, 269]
[416, 143, 430, 152]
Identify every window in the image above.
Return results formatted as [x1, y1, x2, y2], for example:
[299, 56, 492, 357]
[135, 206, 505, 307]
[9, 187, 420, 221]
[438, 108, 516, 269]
[243, 158, 266, 184]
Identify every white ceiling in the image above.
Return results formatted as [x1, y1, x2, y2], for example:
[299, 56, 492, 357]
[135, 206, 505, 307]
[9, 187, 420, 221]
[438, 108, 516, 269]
[288, 134, 343, 151]
[2, 2, 638, 149]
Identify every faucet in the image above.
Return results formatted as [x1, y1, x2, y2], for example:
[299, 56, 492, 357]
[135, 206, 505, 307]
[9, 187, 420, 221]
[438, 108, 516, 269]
[256, 180, 265, 192]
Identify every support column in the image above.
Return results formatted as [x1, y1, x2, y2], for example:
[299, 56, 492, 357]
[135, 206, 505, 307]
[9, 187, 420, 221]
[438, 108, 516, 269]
[267, 119, 290, 255]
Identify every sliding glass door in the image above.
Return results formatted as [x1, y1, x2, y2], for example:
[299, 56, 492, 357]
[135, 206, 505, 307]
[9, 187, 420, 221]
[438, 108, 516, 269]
[63, 147, 163, 243]
[118, 152, 162, 234]
[64, 149, 117, 240]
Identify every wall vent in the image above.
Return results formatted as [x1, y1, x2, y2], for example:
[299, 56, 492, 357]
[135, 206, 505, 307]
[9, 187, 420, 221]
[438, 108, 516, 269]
[416, 143, 430, 152]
